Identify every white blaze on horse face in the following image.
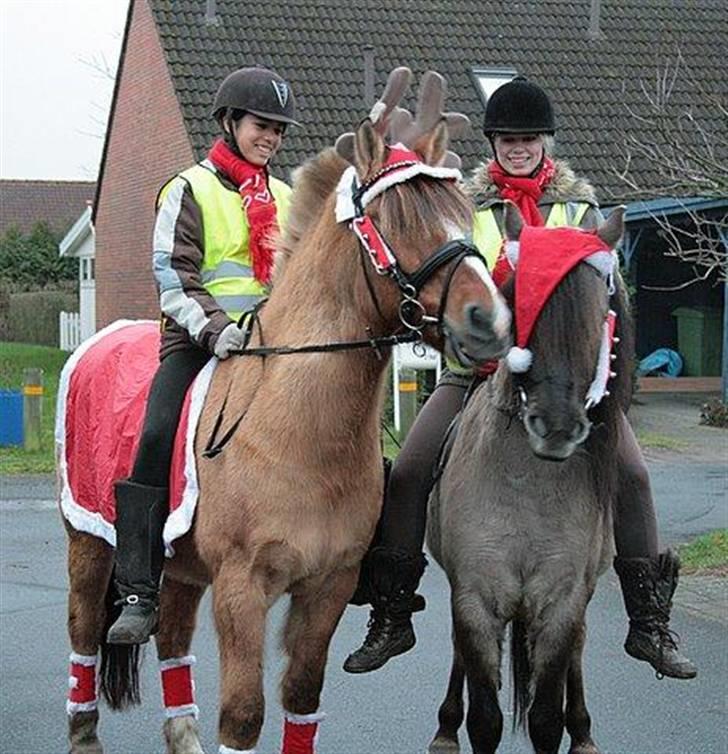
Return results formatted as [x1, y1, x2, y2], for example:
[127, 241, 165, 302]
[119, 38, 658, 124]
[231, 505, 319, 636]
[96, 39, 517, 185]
[464, 256, 512, 340]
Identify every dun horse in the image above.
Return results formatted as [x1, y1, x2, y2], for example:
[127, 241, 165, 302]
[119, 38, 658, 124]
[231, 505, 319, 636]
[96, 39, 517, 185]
[60, 69, 511, 754]
[427, 205, 631, 754]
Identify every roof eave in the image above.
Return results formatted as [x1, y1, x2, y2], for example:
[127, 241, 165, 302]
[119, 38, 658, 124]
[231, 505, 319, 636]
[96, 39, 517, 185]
[59, 206, 93, 258]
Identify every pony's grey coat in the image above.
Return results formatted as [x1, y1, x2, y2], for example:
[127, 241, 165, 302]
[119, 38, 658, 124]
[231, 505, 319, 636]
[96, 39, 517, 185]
[428, 365, 613, 632]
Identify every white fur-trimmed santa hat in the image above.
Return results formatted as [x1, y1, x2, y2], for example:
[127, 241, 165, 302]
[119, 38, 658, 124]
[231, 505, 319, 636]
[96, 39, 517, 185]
[505, 225, 616, 373]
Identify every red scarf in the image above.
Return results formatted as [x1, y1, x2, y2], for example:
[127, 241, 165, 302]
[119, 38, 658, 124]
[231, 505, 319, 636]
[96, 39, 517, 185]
[488, 157, 555, 227]
[207, 139, 278, 286]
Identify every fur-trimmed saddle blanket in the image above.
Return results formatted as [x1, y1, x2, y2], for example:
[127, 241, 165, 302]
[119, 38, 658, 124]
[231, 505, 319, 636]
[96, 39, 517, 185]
[55, 320, 217, 554]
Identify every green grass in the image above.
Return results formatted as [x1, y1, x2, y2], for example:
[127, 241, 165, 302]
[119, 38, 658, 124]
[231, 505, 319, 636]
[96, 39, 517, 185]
[678, 529, 728, 575]
[635, 430, 687, 451]
[0, 342, 70, 474]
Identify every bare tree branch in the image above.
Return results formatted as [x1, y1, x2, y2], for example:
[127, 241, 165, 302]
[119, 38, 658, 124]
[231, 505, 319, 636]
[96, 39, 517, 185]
[611, 49, 727, 283]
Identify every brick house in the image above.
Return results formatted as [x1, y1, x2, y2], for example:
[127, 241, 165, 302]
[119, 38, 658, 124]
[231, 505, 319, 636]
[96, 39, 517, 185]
[94, 0, 726, 371]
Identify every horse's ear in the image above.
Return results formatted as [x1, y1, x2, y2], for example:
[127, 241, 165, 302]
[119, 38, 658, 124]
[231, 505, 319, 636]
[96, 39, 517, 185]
[596, 206, 626, 249]
[354, 119, 386, 180]
[504, 201, 524, 241]
[414, 119, 449, 166]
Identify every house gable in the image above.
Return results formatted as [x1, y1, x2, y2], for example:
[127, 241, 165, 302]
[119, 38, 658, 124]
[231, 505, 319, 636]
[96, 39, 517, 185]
[95, 0, 194, 328]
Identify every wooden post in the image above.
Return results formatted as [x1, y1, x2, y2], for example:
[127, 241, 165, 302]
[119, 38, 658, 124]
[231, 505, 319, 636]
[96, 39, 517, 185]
[398, 367, 418, 440]
[23, 368, 43, 452]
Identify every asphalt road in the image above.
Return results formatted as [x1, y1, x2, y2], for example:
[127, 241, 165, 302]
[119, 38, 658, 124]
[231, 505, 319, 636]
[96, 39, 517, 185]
[0, 461, 726, 754]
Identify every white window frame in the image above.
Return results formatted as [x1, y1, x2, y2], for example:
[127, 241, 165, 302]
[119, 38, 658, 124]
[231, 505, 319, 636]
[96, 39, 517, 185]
[469, 67, 518, 110]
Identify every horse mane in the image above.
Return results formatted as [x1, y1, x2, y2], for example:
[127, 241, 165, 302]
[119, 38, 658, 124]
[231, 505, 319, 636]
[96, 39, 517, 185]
[273, 148, 349, 283]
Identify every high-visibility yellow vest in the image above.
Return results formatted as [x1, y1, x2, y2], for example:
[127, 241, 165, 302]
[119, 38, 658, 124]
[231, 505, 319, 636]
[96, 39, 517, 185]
[472, 200, 592, 269]
[447, 200, 592, 376]
[163, 161, 291, 322]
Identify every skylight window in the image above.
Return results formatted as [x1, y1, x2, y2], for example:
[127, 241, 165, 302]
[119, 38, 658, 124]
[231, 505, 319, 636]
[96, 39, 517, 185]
[469, 67, 517, 110]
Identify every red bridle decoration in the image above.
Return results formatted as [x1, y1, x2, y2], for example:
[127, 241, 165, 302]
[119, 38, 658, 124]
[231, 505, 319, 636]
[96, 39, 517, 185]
[350, 215, 397, 275]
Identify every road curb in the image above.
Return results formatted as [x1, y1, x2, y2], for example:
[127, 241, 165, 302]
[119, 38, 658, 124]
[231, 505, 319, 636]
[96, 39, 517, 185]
[674, 573, 727, 624]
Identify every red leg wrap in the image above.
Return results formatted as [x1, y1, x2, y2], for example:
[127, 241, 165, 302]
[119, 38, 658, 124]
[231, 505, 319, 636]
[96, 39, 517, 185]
[281, 712, 324, 754]
[160, 655, 198, 718]
[67, 653, 97, 713]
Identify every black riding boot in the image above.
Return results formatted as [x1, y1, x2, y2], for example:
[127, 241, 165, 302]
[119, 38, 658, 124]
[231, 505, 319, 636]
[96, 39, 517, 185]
[614, 549, 697, 679]
[106, 480, 168, 645]
[343, 548, 427, 674]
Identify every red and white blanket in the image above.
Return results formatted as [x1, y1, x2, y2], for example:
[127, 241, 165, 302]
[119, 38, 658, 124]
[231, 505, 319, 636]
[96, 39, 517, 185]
[55, 320, 217, 555]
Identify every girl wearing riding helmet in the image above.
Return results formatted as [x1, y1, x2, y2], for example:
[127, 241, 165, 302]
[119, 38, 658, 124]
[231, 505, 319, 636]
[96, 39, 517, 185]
[344, 77, 696, 681]
[106, 66, 298, 646]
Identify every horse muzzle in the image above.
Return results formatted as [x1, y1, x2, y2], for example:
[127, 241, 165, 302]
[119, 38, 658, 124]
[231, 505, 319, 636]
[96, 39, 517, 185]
[443, 302, 512, 368]
[523, 408, 592, 461]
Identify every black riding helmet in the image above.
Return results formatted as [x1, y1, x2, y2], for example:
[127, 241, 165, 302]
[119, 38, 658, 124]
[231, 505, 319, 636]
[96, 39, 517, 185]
[211, 67, 299, 126]
[483, 76, 555, 136]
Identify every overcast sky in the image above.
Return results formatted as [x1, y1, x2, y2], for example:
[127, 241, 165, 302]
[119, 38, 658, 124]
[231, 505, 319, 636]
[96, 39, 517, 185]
[1, 0, 128, 181]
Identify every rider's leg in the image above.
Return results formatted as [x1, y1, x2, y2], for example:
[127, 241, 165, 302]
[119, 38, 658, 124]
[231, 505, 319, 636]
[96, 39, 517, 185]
[107, 347, 210, 645]
[612, 409, 697, 679]
[343, 374, 469, 674]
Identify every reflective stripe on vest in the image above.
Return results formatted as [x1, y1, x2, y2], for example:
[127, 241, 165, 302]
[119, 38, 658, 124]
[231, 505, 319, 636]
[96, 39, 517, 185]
[167, 162, 291, 321]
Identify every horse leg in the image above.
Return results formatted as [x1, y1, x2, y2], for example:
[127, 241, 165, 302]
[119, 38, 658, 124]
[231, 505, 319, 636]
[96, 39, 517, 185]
[65, 526, 114, 754]
[565, 621, 600, 754]
[279, 567, 359, 754]
[213, 563, 268, 752]
[452, 596, 504, 754]
[428, 635, 466, 754]
[155, 575, 207, 754]
[527, 618, 575, 754]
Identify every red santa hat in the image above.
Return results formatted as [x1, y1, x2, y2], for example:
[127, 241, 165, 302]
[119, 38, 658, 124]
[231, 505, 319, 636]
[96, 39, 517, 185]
[505, 225, 617, 373]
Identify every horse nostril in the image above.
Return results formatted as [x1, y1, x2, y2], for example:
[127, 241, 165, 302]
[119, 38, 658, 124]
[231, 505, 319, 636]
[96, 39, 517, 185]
[526, 414, 549, 439]
[466, 303, 492, 333]
[570, 418, 591, 444]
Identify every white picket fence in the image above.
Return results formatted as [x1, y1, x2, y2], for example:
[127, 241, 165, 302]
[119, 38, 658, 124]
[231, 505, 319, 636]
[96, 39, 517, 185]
[59, 311, 81, 352]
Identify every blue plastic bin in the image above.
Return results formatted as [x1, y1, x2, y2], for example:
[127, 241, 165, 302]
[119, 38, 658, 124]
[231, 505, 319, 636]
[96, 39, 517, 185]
[0, 389, 24, 446]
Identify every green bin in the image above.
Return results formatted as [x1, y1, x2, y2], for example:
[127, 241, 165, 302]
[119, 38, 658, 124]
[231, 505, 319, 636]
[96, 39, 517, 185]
[671, 307, 723, 376]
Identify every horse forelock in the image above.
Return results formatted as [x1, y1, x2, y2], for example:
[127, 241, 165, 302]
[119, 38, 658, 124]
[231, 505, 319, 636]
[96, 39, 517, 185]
[376, 175, 473, 249]
[529, 263, 632, 508]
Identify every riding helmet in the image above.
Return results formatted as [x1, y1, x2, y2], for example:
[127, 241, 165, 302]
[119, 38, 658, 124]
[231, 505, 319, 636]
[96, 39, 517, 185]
[211, 67, 299, 125]
[483, 76, 555, 136]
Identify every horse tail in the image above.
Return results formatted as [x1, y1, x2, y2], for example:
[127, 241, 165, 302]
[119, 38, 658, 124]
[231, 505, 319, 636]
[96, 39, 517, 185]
[510, 619, 531, 732]
[98, 577, 142, 710]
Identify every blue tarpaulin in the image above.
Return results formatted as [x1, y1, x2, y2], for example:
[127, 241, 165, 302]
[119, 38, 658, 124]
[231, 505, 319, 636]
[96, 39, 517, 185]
[637, 348, 684, 378]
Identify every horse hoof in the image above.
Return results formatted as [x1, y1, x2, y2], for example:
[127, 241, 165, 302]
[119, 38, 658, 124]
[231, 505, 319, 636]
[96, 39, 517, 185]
[163, 716, 206, 754]
[428, 735, 460, 754]
[69, 709, 103, 754]
[569, 741, 601, 754]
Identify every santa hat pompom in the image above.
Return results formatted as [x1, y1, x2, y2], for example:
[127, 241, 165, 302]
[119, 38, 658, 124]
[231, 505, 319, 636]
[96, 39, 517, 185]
[506, 346, 533, 373]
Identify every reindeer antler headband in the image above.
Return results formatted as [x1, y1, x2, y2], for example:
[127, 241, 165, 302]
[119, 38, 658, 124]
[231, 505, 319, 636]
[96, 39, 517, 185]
[334, 68, 471, 222]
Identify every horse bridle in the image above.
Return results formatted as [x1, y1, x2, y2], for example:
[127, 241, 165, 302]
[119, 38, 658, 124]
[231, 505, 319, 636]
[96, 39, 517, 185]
[349, 209, 482, 339]
[204, 162, 481, 458]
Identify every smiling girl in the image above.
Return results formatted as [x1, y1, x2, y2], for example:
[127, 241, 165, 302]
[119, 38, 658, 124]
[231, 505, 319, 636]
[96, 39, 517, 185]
[106, 66, 297, 646]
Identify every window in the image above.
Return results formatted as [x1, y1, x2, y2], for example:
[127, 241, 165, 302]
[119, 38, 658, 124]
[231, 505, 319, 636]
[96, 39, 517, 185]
[469, 67, 518, 111]
[80, 257, 95, 282]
